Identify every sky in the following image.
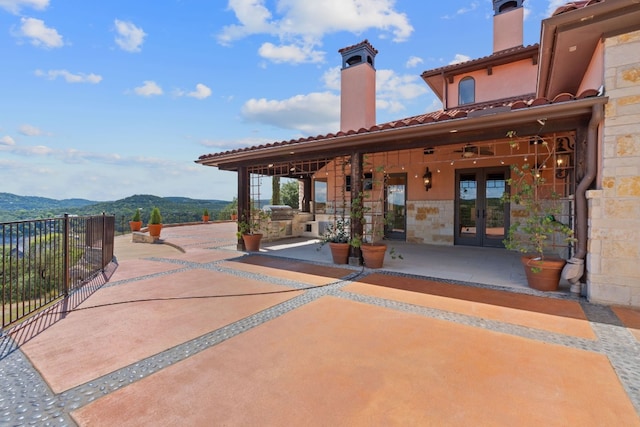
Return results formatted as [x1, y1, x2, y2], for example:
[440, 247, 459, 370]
[0, 0, 566, 202]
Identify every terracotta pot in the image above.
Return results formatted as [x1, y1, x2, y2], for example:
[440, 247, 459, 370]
[231, 214, 238, 221]
[361, 244, 387, 269]
[202, 215, 209, 223]
[329, 242, 350, 264]
[129, 221, 142, 232]
[242, 233, 262, 251]
[521, 255, 566, 291]
[148, 223, 162, 238]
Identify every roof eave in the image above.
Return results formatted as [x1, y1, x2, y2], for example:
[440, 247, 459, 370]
[538, 0, 640, 97]
[198, 96, 607, 170]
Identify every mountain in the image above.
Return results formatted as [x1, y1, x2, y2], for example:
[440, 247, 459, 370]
[0, 193, 234, 226]
[0, 192, 97, 210]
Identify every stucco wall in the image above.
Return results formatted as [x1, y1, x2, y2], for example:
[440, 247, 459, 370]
[588, 30, 640, 307]
[447, 59, 537, 108]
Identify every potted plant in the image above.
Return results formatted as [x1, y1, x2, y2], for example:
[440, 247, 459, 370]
[202, 208, 210, 223]
[129, 208, 142, 232]
[148, 207, 163, 238]
[349, 163, 401, 268]
[236, 209, 268, 251]
[502, 134, 575, 291]
[318, 218, 350, 264]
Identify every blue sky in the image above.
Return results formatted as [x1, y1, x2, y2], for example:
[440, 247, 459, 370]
[0, 0, 564, 201]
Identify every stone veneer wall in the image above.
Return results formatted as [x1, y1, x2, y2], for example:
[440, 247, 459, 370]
[406, 200, 454, 245]
[587, 30, 640, 307]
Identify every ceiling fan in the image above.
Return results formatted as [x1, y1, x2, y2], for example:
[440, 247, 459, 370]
[454, 144, 494, 158]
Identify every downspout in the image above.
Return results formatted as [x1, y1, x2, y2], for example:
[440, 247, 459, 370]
[562, 103, 603, 294]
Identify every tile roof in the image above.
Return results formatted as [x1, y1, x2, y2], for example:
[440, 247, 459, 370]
[197, 89, 600, 162]
[338, 39, 378, 55]
[420, 44, 539, 78]
[551, 0, 604, 16]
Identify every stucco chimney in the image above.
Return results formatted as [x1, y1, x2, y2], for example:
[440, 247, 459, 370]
[339, 40, 378, 133]
[493, 0, 524, 52]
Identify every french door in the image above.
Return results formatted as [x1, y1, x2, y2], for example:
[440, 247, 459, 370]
[455, 167, 509, 247]
[385, 173, 406, 240]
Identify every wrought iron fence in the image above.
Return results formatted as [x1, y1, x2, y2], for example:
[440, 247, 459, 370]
[1, 214, 115, 328]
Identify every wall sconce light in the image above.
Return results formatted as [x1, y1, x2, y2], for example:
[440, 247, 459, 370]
[555, 153, 570, 179]
[423, 167, 433, 191]
[555, 139, 571, 179]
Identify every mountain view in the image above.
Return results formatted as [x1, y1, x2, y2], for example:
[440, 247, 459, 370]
[0, 193, 235, 230]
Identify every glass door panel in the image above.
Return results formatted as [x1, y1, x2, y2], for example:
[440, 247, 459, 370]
[458, 173, 478, 239]
[385, 174, 406, 240]
[484, 172, 506, 245]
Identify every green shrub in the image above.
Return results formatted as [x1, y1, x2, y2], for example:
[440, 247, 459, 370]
[149, 207, 162, 224]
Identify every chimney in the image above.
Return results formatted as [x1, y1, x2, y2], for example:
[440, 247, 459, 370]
[493, 0, 524, 53]
[339, 40, 378, 133]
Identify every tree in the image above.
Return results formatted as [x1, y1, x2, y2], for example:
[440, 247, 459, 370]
[281, 180, 299, 209]
[271, 177, 281, 205]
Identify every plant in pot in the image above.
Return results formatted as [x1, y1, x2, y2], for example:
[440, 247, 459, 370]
[317, 158, 352, 264]
[148, 207, 163, 238]
[236, 209, 269, 251]
[349, 164, 402, 268]
[318, 218, 350, 264]
[202, 208, 210, 223]
[502, 134, 575, 291]
[129, 208, 142, 232]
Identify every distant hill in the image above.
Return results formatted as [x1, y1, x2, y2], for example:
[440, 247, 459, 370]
[0, 192, 97, 211]
[0, 193, 234, 228]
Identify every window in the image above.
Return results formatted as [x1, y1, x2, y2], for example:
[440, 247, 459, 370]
[459, 76, 475, 105]
[314, 179, 327, 214]
[345, 174, 372, 191]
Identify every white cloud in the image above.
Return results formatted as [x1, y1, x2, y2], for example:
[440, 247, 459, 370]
[218, 0, 274, 45]
[114, 19, 146, 52]
[200, 136, 274, 151]
[258, 42, 325, 64]
[406, 56, 423, 68]
[26, 145, 54, 156]
[242, 92, 339, 135]
[321, 66, 341, 91]
[425, 97, 443, 113]
[17, 17, 63, 48]
[218, 0, 413, 64]
[34, 69, 102, 84]
[0, 138, 181, 169]
[187, 83, 212, 99]
[242, 65, 429, 134]
[0, 135, 16, 146]
[449, 54, 471, 65]
[0, 0, 48, 14]
[133, 80, 163, 97]
[442, 1, 479, 19]
[376, 69, 428, 113]
[18, 124, 45, 136]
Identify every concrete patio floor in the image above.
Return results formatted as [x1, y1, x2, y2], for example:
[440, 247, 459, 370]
[1, 222, 640, 426]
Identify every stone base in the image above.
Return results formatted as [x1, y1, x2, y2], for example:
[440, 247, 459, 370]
[132, 232, 161, 244]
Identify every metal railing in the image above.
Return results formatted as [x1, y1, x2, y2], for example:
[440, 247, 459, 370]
[1, 214, 115, 328]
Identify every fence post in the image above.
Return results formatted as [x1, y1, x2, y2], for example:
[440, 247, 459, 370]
[102, 212, 107, 271]
[63, 213, 70, 296]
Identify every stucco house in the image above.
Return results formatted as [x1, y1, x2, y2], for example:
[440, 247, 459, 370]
[197, 0, 640, 308]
